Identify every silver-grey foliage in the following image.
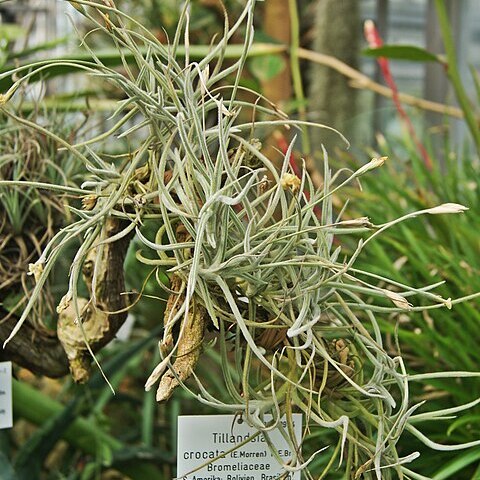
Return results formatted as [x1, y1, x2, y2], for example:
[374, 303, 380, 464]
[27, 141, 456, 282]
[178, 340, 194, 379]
[1, 1, 479, 479]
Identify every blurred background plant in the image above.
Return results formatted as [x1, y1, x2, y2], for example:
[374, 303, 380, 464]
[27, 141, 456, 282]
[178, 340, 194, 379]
[0, 90, 87, 372]
[346, 1, 480, 476]
[343, 134, 480, 479]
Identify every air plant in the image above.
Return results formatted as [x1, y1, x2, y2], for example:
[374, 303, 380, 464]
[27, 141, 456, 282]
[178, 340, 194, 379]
[1, 1, 479, 479]
[0, 97, 85, 376]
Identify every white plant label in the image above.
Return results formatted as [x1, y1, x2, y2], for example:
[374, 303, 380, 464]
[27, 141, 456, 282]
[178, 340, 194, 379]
[0, 361, 13, 429]
[177, 414, 302, 480]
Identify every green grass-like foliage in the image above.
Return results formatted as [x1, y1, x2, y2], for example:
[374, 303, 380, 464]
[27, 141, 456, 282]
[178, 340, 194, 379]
[1, 1, 480, 478]
[347, 135, 480, 479]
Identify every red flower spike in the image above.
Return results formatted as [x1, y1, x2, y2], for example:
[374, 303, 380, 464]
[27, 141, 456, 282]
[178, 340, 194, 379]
[364, 20, 433, 170]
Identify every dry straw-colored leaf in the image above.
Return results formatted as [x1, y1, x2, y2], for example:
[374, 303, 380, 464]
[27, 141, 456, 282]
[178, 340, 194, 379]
[383, 289, 412, 310]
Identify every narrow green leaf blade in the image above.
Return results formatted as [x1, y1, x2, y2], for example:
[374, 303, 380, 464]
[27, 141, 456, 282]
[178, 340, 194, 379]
[363, 45, 441, 62]
[432, 448, 480, 480]
[248, 54, 286, 82]
[13, 398, 81, 479]
[0, 451, 18, 480]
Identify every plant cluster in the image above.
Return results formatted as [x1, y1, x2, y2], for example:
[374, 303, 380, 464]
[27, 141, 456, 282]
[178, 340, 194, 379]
[1, 1, 479, 479]
[0, 97, 86, 376]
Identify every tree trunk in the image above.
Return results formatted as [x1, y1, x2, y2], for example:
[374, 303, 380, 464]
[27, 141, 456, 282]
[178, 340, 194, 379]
[308, 0, 360, 155]
[263, 0, 292, 106]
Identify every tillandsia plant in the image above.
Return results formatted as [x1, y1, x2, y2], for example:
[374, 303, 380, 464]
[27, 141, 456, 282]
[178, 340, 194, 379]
[1, 1, 480, 479]
[0, 94, 85, 376]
